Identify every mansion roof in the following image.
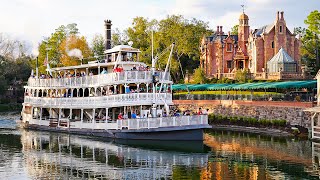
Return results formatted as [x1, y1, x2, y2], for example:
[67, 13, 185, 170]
[252, 23, 294, 37]
[206, 34, 238, 43]
[252, 24, 274, 37]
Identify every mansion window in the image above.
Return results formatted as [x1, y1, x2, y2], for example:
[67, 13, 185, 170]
[227, 60, 232, 69]
[226, 43, 232, 52]
[280, 25, 283, 33]
[272, 41, 274, 48]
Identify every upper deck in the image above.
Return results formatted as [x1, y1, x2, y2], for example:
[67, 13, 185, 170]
[28, 44, 172, 89]
[27, 69, 171, 88]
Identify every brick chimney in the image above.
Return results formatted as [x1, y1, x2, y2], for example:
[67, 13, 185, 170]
[219, 26, 223, 34]
[276, 11, 279, 21]
[216, 26, 220, 34]
[280, 11, 284, 20]
[104, 19, 112, 50]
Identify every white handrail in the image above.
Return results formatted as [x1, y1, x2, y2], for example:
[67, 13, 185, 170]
[117, 115, 208, 130]
[27, 71, 170, 88]
[24, 93, 172, 108]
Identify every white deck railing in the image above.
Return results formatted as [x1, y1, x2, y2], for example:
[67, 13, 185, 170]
[117, 115, 208, 130]
[27, 71, 171, 88]
[24, 93, 172, 108]
[23, 114, 208, 130]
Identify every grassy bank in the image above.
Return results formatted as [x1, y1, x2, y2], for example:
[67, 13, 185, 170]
[208, 114, 287, 129]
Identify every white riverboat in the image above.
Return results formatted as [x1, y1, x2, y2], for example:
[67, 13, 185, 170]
[20, 20, 210, 140]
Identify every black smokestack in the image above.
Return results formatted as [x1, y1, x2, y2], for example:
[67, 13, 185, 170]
[104, 19, 112, 50]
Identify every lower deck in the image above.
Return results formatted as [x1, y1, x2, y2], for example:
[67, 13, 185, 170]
[21, 105, 210, 140]
[23, 123, 210, 140]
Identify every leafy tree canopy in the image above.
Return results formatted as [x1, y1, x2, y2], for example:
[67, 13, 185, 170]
[91, 34, 105, 58]
[192, 67, 207, 84]
[296, 10, 320, 75]
[231, 25, 239, 35]
[125, 15, 212, 82]
[36, 23, 80, 73]
[59, 35, 92, 66]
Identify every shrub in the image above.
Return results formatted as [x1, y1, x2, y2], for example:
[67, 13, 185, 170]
[230, 116, 238, 123]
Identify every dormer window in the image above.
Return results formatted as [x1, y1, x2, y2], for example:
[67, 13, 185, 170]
[280, 25, 283, 33]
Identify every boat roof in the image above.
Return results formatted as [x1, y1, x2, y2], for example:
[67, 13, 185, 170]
[51, 44, 143, 71]
[50, 61, 147, 71]
[105, 45, 141, 54]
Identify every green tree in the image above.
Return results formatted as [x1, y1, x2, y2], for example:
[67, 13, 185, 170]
[125, 15, 211, 82]
[192, 67, 207, 84]
[91, 34, 105, 58]
[234, 69, 248, 83]
[305, 10, 320, 34]
[111, 28, 128, 46]
[37, 23, 80, 73]
[297, 10, 320, 75]
[231, 25, 239, 35]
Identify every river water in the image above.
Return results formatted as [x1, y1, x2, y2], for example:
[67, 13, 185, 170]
[0, 116, 319, 179]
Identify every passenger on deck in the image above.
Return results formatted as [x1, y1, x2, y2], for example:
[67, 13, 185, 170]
[136, 113, 140, 119]
[132, 65, 137, 70]
[101, 68, 107, 74]
[118, 113, 123, 120]
[202, 108, 208, 115]
[163, 112, 167, 117]
[131, 112, 137, 119]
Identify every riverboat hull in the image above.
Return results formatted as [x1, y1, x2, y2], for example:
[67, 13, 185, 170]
[22, 123, 211, 141]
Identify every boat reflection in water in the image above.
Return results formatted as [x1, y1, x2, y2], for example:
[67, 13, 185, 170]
[310, 142, 320, 177]
[21, 130, 209, 179]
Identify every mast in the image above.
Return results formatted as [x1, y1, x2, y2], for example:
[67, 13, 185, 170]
[151, 43, 175, 117]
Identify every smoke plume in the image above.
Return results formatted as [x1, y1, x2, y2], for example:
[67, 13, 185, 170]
[67, 48, 83, 59]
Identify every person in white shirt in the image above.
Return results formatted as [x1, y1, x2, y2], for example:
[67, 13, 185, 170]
[202, 109, 209, 115]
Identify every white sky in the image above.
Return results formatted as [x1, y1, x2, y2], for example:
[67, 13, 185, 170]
[0, 0, 318, 54]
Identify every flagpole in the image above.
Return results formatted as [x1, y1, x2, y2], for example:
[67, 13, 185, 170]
[46, 48, 49, 75]
[36, 56, 38, 78]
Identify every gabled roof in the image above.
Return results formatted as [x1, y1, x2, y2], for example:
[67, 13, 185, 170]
[253, 24, 274, 37]
[268, 47, 296, 64]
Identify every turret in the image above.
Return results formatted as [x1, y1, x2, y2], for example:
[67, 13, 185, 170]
[238, 12, 250, 53]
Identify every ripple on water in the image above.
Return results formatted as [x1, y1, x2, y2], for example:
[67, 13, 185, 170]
[0, 114, 20, 129]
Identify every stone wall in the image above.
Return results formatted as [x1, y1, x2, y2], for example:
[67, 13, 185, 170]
[174, 100, 313, 128]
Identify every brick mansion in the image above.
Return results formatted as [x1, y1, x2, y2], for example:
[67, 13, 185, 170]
[200, 11, 307, 80]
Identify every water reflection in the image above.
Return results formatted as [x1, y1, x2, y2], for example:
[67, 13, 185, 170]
[20, 130, 208, 179]
[204, 130, 315, 179]
[310, 142, 320, 177]
[2, 126, 320, 179]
